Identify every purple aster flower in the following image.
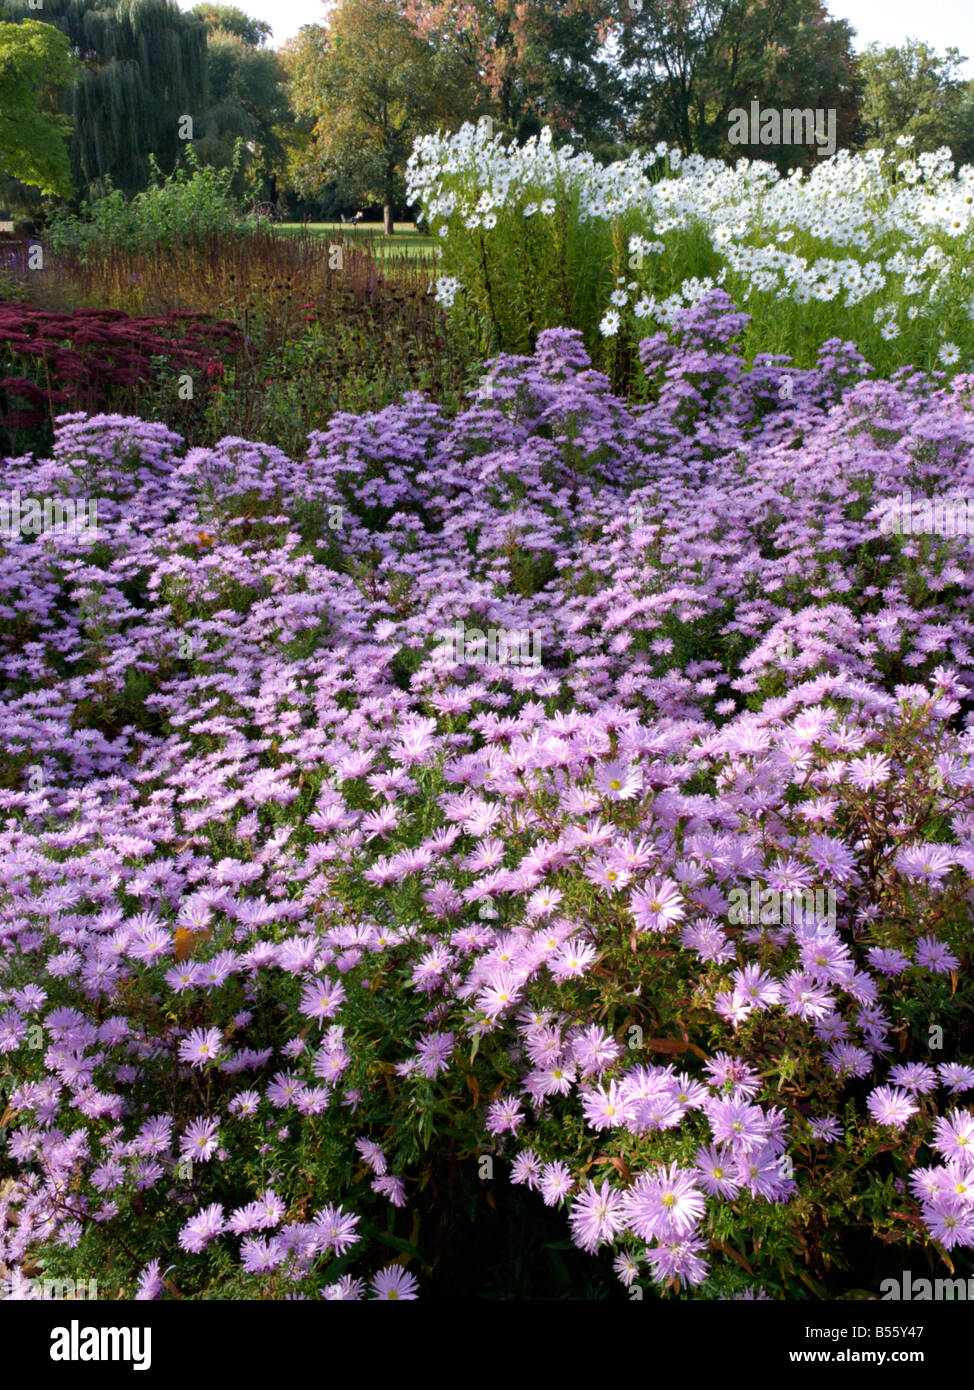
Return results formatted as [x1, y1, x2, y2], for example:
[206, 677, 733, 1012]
[938, 1064, 974, 1094]
[177, 1026, 224, 1068]
[299, 976, 346, 1022]
[630, 877, 686, 933]
[915, 936, 960, 974]
[570, 1024, 621, 1076]
[593, 760, 642, 801]
[179, 1115, 220, 1163]
[644, 1236, 710, 1286]
[614, 1251, 641, 1286]
[866, 1085, 919, 1129]
[932, 1109, 974, 1160]
[694, 1144, 741, 1197]
[355, 1138, 387, 1174]
[569, 1179, 627, 1252]
[510, 1149, 542, 1189]
[178, 1203, 226, 1253]
[621, 1163, 706, 1241]
[415, 1030, 455, 1077]
[581, 1079, 633, 1131]
[134, 1259, 166, 1300]
[312, 1203, 360, 1256]
[486, 1094, 524, 1136]
[809, 1115, 843, 1142]
[240, 1235, 285, 1274]
[540, 1160, 575, 1205]
[888, 1063, 939, 1094]
[866, 947, 910, 976]
[921, 1194, 974, 1249]
[706, 1096, 770, 1152]
[371, 1174, 407, 1207]
[371, 1264, 419, 1300]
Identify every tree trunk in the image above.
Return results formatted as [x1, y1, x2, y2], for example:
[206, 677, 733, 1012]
[383, 203, 394, 237]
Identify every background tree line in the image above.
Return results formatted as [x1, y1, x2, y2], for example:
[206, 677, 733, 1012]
[2, 0, 974, 229]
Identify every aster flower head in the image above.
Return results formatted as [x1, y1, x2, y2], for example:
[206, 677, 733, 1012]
[179, 1115, 220, 1163]
[809, 1114, 843, 1143]
[621, 1163, 706, 1241]
[569, 1179, 627, 1252]
[939, 1064, 974, 1094]
[644, 1236, 710, 1287]
[371, 1264, 420, 1300]
[916, 935, 960, 974]
[510, 1149, 542, 1189]
[630, 877, 686, 934]
[866, 1085, 919, 1129]
[593, 759, 642, 801]
[312, 1203, 360, 1256]
[540, 1160, 575, 1205]
[177, 1026, 224, 1069]
[486, 1093, 524, 1136]
[932, 1109, 974, 1160]
[706, 1095, 770, 1153]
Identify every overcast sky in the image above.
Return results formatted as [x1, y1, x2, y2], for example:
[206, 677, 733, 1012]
[176, 0, 974, 74]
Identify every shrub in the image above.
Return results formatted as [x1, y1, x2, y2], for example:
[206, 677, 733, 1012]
[45, 143, 249, 259]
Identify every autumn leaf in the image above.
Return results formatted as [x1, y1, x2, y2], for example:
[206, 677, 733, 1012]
[173, 924, 210, 962]
[645, 1037, 689, 1055]
[710, 1239, 755, 1276]
[592, 1154, 632, 1182]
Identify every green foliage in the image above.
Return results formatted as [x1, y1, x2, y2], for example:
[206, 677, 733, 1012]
[3, 0, 207, 200]
[409, 0, 618, 142]
[858, 40, 974, 164]
[189, 2, 272, 47]
[194, 24, 293, 199]
[45, 142, 249, 256]
[615, 0, 859, 166]
[0, 19, 77, 195]
[282, 0, 473, 233]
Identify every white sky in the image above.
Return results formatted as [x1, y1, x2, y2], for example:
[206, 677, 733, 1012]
[175, 0, 974, 74]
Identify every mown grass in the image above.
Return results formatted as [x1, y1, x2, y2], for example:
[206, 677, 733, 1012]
[275, 222, 436, 263]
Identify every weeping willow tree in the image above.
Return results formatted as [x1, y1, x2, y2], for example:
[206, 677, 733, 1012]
[4, 0, 207, 200]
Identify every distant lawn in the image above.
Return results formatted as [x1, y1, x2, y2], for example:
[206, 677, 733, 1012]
[275, 221, 436, 262]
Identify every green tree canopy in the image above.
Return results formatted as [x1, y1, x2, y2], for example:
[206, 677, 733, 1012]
[4, 0, 207, 200]
[283, 0, 474, 233]
[857, 39, 974, 164]
[405, 0, 619, 143]
[613, 0, 859, 169]
[189, 3, 272, 47]
[0, 19, 77, 195]
[195, 25, 291, 198]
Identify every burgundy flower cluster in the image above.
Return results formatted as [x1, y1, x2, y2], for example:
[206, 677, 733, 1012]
[0, 303, 243, 442]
